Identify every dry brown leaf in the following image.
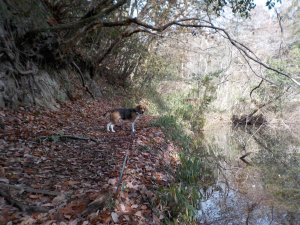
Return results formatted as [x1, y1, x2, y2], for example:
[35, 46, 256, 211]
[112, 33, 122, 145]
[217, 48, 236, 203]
[65, 180, 80, 186]
[69, 219, 79, 225]
[52, 195, 66, 206]
[28, 194, 40, 199]
[141, 205, 148, 210]
[134, 211, 143, 217]
[108, 178, 117, 186]
[131, 204, 139, 209]
[41, 220, 57, 225]
[20, 216, 36, 225]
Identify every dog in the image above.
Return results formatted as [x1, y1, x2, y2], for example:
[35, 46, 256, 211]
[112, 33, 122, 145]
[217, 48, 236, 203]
[103, 104, 146, 133]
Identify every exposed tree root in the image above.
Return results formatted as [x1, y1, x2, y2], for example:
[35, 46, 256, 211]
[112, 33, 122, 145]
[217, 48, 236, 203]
[0, 183, 61, 196]
[36, 134, 99, 143]
[0, 187, 48, 213]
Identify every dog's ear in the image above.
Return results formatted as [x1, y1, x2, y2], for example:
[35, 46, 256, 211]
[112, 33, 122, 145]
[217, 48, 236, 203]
[136, 105, 142, 110]
[138, 99, 149, 109]
[136, 104, 146, 113]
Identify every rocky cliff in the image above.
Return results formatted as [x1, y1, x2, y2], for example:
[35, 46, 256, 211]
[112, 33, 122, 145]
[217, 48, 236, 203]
[0, 0, 101, 109]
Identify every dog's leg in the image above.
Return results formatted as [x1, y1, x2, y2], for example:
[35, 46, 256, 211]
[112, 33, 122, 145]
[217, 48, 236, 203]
[110, 124, 116, 132]
[107, 122, 111, 132]
[131, 122, 136, 133]
[131, 114, 140, 133]
[131, 115, 140, 133]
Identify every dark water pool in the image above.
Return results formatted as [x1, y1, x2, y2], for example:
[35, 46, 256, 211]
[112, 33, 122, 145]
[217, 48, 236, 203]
[198, 125, 300, 225]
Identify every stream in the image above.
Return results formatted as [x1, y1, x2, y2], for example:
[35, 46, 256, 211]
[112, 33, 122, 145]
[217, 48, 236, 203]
[198, 124, 300, 225]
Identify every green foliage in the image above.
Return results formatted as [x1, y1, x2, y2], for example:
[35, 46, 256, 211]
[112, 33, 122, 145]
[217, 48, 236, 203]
[201, 72, 219, 103]
[266, 0, 282, 9]
[138, 86, 169, 115]
[266, 43, 300, 86]
[150, 115, 191, 150]
[122, 96, 137, 108]
[205, 0, 256, 18]
[163, 94, 204, 132]
[159, 184, 200, 224]
[160, 72, 219, 132]
[253, 43, 300, 115]
[177, 154, 203, 185]
[36, 131, 65, 143]
[106, 196, 116, 211]
[152, 114, 215, 224]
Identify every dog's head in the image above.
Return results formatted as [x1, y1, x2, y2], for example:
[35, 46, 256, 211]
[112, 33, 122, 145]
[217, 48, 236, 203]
[135, 104, 147, 114]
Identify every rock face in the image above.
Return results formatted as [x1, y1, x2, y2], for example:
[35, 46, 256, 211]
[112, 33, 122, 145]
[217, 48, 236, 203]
[0, 65, 102, 109]
[0, 0, 101, 109]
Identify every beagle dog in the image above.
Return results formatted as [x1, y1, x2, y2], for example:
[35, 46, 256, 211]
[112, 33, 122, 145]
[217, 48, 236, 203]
[103, 104, 146, 133]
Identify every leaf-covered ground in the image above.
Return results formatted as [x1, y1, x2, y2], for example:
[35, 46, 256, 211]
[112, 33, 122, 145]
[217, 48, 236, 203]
[0, 99, 179, 225]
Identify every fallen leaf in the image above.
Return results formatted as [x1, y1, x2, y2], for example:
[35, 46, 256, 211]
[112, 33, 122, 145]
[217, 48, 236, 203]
[52, 195, 66, 206]
[134, 211, 143, 217]
[111, 212, 119, 223]
[0, 177, 9, 183]
[108, 178, 117, 186]
[65, 180, 80, 186]
[64, 215, 72, 220]
[29, 194, 40, 199]
[120, 203, 126, 211]
[141, 205, 148, 210]
[20, 217, 36, 225]
[131, 204, 139, 209]
[69, 219, 79, 225]
[42, 220, 57, 225]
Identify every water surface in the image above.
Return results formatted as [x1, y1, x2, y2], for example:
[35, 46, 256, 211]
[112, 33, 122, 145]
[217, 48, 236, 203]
[199, 124, 300, 225]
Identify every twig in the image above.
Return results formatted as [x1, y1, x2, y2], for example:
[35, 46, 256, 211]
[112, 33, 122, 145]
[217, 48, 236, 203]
[247, 86, 291, 119]
[172, 20, 300, 86]
[250, 79, 263, 99]
[239, 152, 252, 160]
[239, 50, 277, 85]
[241, 159, 252, 166]
[114, 150, 129, 196]
[71, 61, 95, 99]
[28, 74, 36, 105]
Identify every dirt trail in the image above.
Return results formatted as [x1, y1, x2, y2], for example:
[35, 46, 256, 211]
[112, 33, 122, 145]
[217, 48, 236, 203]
[0, 99, 177, 225]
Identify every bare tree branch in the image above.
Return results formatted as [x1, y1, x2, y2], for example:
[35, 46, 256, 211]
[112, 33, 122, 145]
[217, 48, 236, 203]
[171, 21, 300, 86]
[27, 0, 128, 34]
[83, 17, 299, 86]
[25, 3, 299, 86]
[250, 79, 264, 99]
[71, 61, 95, 99]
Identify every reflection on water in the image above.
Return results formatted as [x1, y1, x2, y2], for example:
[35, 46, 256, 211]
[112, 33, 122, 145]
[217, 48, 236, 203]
[198, 124, 300, 225]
